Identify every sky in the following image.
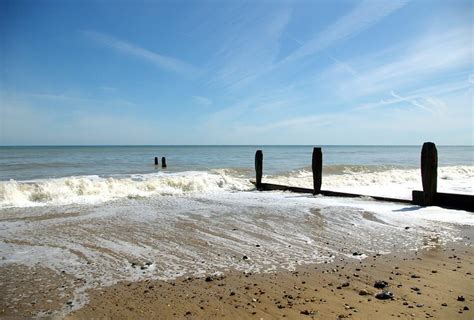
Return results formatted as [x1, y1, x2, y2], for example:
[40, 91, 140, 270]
[0, 0, 472, 145]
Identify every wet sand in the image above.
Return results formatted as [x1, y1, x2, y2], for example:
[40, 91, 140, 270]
[1, 197, 472, 319]
[62, 240, 473, 320]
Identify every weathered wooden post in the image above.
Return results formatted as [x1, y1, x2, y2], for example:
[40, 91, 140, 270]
[162, 157, 167, 168]
[420, 142, 438, 206]
[154, 157, 159, 166]
[312, 147, 322, 194]
[255, 150, 263, 190]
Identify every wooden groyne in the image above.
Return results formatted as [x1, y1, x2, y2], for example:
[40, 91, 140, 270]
[253, 142, 473, 212]
[154, 156, 167, 168]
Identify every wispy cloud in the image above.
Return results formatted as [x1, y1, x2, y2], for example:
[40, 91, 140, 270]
[280, 0, 409, 64]
[192, 95, 212, 106]
[355, 80, 471, 112]
[326, 28, 472, 98]
[82, 30, 200, 76]
[206, 5, 292, 90]
[23, 91, 137, 108]
[0, 102, 158, 145]
[244, 114, 333, 132]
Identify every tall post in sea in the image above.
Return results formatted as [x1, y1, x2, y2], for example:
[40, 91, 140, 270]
[420, 142, 438, 206]
[312, 147, 322, 195]
[255, 150, 263, 190]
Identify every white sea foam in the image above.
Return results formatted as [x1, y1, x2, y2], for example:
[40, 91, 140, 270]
[0, 171, 253, 208]
[0, 165, 472, 208]
[0, 176, 472, 317]
[265, 165, 474, 199]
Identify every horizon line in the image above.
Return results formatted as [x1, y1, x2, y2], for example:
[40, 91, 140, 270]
[1, 144, 473, 147]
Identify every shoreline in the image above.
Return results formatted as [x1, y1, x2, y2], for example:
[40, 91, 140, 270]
[59, 239, 472, 319]
[1, 236, 472, 319]
[1, 190, 472, 319]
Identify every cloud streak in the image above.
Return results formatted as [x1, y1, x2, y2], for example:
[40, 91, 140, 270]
[281, 0, 409, 64]
[82, 30, 200, 76]
[206, 5, 292, 90]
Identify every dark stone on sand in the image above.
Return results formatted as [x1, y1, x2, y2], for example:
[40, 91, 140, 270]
[411, 287, 420, 291]
[205, 276, 213, 282]
[374, 280, 388, 289]
[457, 296, 465, 301]
[411, 274, 420, 279]
[375, 291, 393, 300]
[255, 244, 260, 247]
[441, 303, 447, 307]
[301, 310, 316, 315]
[463, 306, 469, 310]
[341, 282, 350, 287]
[243, 255, 249, 260]
[405, 227, 410, 230]
[185, 311, 191, 316]
[359, 289, 369, 296]
[230, 291, 235, 296]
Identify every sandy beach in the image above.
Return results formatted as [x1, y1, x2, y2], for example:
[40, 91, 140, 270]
[1, 225, 471, 319]
[2, 0, 473, 317]
[0, 148, 472, 320]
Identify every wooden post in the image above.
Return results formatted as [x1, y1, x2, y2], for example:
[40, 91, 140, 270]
[154, 157, 158, 166]
[421, 142, 437, 206]
[162, 157, 167, 168]
[312, 147, 322, 194]
[255, 150, 263, 190]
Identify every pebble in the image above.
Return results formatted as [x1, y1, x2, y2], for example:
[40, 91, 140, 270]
[300, 310, 316, 315]
[457, 296, 465, 302]
[359, 289, 369, 296]
[375, 291, 393, 300]
[374, 280, 388, 289]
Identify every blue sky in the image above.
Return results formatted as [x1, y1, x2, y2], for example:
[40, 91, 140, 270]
[0, 0, 472, 145]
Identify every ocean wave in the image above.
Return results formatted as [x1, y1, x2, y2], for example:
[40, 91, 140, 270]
[1, 165, 472, 208]
[265, 165, 474, 199]
[0, 171, 253, 208]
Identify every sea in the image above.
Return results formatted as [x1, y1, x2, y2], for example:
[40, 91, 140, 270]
[0, 145, 472, 207]
[0, 145, 473, 314]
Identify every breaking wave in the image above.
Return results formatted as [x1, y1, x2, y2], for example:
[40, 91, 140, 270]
[0, 171, 253, 208]
[0, 165, 472, 208]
